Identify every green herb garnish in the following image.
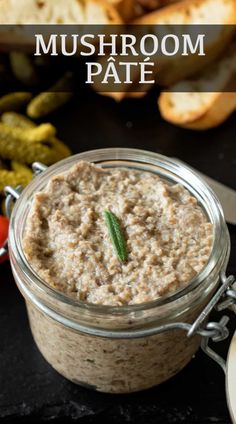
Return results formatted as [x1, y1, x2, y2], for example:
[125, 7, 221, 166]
[104, 210, 128, 263]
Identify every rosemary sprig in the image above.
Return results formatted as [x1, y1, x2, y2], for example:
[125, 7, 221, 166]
[104, 210, 128, 263]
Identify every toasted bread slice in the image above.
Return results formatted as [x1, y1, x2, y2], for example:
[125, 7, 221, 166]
[182, 92, 236, 129]
[132, 0, 236, 86]
[158, 42, 236, 129]
[104, 0, 139, 21]
[103, 0, 180, 20]
[0, 0, 122, 52]
[137, 0, 180, 13]
[105, 0, 178, 21]
[94, 0, 236, 100]
[133, 0, 236, 25]
[0, 0, 122, 24]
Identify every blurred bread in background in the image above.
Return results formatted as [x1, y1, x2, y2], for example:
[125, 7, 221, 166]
[0, 0, 235, 130]
[136, 0, 179, 14]
[104, 0, 181, 20]
[158, 42, 236, 129]
[96, 0, 236, 102]
[0, 0, 122, 24]
[104, 0, 236, 132]
[133, 0, 236, 24]
[132, 0, 236, 87]
[138, 0, 178, 9]
[103, 0, 138, 21]
[0, 0, 122, 51]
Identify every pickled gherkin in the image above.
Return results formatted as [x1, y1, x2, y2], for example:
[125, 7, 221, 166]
[11, 161, 33, 178]
[0, 92, 32, 114]
[27, 72, 73, 119]
[0, 139, 63, 165]
[0, 123, 56, 144]
[27, 91, 73, 119]
[1, 112, 35, 129]
[0, 161, 32, 192]
[9, 52, 38, 86]
[1, 112, 71, 157]
[0, 126, 65, 165]
[47, 136, 71, 157]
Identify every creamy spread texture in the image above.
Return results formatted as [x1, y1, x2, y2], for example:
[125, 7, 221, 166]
[23, 161, 213, 305]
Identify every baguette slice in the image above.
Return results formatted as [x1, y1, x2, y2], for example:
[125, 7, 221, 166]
[108, 0, 182, 21]
[158, 43, 236, 129]
[133, 0, 236, 25]
[0, 0, 122, 24]
[109, 0, 177, 21]
[132, 0, 236, 86]
[103, 0, 139, 21]
[182, 92, 236, 129]
[0, 0, 122, 52]
[95, 0, 236, 100]
[137, 0, 180, 13]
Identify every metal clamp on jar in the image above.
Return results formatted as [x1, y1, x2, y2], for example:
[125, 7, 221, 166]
[1, 149, 235, 407]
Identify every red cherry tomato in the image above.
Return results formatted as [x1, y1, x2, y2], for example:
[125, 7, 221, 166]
[0, 215, 9, 264]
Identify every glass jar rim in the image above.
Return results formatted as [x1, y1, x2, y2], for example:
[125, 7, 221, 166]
[9, 147, 228, 316]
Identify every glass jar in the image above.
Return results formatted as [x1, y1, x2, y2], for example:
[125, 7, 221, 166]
[7, 148, 231, 393]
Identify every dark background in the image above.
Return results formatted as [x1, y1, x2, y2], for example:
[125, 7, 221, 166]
[0, 88, 236, 423]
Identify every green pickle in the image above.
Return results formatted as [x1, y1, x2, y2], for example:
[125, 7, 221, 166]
[0, 161, 32, 192]
[0, 92, 32, 114]
[9, 52, 38, 86]
[0, 138, 61, 165]
[0, 124, 66, 165]
[0, 88, 71, 195]
[27, 72, 74, 119]
[1, 112, 35, 129]
[1, 112, 71, 157]
[0, 123, 56, 144]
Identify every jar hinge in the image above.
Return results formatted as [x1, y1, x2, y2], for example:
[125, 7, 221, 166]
[187, 272, 236, 373]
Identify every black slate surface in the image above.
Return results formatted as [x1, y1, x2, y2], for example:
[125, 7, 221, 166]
[0, 88, 236, 424]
